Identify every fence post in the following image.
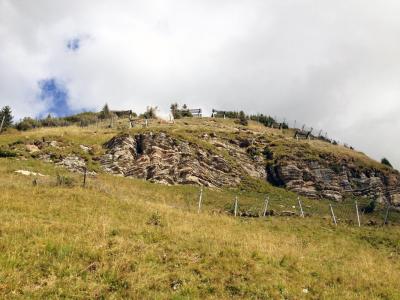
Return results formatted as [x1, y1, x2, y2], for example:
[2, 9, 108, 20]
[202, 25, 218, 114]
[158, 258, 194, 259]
[83, 167, 87, 188]
[263, 196, 269, 217]
[384, 204, 390, 225]
[329, 204, 337, 226]
[298, 197, 304, 218]
[197, 186, 203, 214]
[234, 196, 238, 217]
[355, 200, 361, 227]
[0, 115, 5, 133]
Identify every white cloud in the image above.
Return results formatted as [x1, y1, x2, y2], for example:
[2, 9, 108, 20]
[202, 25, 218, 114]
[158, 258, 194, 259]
[0, 0, 399, 168]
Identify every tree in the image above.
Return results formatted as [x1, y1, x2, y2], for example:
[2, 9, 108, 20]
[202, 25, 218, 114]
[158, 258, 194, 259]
[381, 158, 393, 168]
[99, 103, 111, 119]
[15, 117, 40, 131]
[238, 110, 248, 126]
[142, 106, 158, 119]
[170, 103, 181, 119]
[181, 104, 192, 117]
[0, 106, 13, 131]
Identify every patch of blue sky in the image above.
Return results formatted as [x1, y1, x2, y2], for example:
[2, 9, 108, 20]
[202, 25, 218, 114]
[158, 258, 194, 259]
[66, 38, 80, 51]
[38, 78, 74, 117]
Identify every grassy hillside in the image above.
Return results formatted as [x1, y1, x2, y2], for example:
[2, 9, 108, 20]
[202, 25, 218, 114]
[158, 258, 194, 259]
[0, 118, 399, 299]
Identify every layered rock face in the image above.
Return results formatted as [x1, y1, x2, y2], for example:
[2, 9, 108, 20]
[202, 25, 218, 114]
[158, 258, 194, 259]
[101, 133, 243, 187]
[267, 160, 400, 203]
[100, 132, 400, 205]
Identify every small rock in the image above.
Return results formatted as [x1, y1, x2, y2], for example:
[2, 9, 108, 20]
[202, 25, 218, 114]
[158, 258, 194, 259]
[26, 144, 40, 153]
[280, 211, 297, 217]
[49, 141, 59, 148]
[57, 156, 96, 175]
[15, 170, 45, 177]
[170, 279, 182, 291]
[80, 145, 91, 153]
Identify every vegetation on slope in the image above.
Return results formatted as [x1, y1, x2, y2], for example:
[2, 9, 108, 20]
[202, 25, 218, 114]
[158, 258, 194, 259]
[0, 115, 399, 298]
[0, 157, 400, 299]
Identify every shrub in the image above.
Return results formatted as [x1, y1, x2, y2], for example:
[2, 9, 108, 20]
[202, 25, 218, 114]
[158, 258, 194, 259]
[381, 158, 393, 168]
[246, 146, 260, 158]
[15, 118, 41, 131]
[170, 103, 192, 119]
[263, 146, 273, 160]
[181, 104, 193, 117]
[239, 139, 251, 148]
[361, 200, 376, 214]
[56, 174, 75, 187]
[249, 114, 275, 127]
[0, 149, 17, 158]
[146, 212, 163, 226]
[65, 112, 98, 126]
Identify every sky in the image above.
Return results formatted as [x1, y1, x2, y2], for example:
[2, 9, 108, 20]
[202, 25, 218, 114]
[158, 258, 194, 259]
[0, 0, 399, 168]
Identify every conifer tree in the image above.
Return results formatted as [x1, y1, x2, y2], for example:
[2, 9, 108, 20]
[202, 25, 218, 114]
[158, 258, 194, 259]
[99, 103, 111, 119]
[0, 106, 13, 131]
[239, 110, 248, 126]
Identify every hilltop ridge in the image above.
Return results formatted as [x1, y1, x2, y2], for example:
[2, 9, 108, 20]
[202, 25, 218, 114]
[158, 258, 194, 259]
[2, 116, 399, 206]
[1, 115, 400, 298]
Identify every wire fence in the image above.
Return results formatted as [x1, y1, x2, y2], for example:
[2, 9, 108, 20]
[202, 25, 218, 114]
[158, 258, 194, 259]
[195, 188, 400, 227]
[28, 169, 400, 228]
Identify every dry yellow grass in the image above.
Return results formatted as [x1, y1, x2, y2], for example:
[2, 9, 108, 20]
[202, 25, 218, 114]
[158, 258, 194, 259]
[0, 118, 399, 299]
[0, 156, 399, 299]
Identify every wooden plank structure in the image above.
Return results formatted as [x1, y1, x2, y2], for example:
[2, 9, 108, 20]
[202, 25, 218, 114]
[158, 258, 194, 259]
[188, 108, 202, 117]
[269, 121, 284, 129]
[111, 110, 134, 118]
[211, 109, 226, 118]
[294, 127, 313, 140]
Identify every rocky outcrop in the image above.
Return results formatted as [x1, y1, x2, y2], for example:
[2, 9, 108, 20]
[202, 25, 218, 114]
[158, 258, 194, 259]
[267, 160, 400, 203]
[100, 132, 400, 204]
[101, 133, 243, 187]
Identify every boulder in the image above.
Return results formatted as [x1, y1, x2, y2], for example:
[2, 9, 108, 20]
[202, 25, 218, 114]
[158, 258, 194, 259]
[26, 144, 40, 153]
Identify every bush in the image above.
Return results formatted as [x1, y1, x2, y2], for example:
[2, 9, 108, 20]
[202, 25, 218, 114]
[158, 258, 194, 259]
[16, 112, 102, 131]
[246, 146, 260, 157]
[0, 149, 17, 158]
[146, 212, 163, 226]
[381, 158, 393, 168]
[249, 114, 275, 127]
[15, 118, 41, 131]
[263, 146, 273, 160]
[361, 200, 376, 214]
[170, 103, 192, 119]
[65, 112, 98, 126]
[56, 174, 75, 187]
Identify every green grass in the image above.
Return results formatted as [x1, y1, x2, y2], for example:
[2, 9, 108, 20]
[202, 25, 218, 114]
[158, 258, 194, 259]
[0, 119, 399, 299]
[0, 157, 400, 299]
